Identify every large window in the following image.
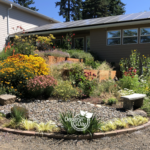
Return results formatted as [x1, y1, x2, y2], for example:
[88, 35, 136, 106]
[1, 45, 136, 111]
[74, 37, 84, 50]
[123, 29, 138, 44]
[140, 28, 150, 43]
[107, 30, 121, 46]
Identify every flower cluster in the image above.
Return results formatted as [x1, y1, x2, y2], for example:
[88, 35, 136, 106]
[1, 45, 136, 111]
[0, 54, 49, 97]
[27, 75, 57, 98]
[36, 34, 56, 50]
[27, 75, 57, 91]
[124, 67, 137, 78]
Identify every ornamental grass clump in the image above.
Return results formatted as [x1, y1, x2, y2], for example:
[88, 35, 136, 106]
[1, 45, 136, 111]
[27, 75, 57, 98]
[0, 54, 49, 97]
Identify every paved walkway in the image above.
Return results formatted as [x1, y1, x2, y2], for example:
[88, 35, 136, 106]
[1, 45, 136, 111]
[0, 126, 150, 150]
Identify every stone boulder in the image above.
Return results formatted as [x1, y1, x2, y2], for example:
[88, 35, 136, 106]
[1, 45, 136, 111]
[0, 94, 16, 105]
[127, 110, 147, 117]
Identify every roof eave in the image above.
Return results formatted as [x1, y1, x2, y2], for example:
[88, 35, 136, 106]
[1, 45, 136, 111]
[9, 19, 150, 37]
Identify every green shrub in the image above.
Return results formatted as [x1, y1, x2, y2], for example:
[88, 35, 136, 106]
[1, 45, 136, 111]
[118, 75, 139, 90]
[84, 60, 101, 69]
[107, 98, 118, 105]
[53, 80, 80, 100]
[62, 49, 94, 61]
[60, 111, 102, 136]
[11, 105, 29, 123]
[141, 97, 150, 116]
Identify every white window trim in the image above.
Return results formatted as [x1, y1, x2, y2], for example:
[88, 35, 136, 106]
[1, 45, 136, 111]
[140, 27, 150, 44]
[122, 28, 138, 45]
[86, 36, 90, 52]
[107, 30, 121, 46]
[74, 37, 84, 50]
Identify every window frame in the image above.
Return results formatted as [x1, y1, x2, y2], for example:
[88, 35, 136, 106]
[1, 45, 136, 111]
[140, 27, 150, 44]
[122, 28, 138, 45]
[74, 37, 84, 50]
[86, 36, 90, 52]
[107, 30, 121, 46]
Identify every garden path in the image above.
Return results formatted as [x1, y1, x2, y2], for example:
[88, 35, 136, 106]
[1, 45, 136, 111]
[0, 126, 150, 150]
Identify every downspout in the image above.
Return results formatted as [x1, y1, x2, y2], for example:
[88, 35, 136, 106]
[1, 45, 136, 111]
[7, 4, 13, 40]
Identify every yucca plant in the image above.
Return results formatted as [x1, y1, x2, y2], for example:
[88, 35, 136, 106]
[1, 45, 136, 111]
[60, 111, 102, 136]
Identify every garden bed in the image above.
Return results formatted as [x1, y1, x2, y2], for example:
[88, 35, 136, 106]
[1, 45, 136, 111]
[48, 56, 83, 65]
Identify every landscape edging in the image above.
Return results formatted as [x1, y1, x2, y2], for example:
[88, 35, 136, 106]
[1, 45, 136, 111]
[0, 121, 150, 139]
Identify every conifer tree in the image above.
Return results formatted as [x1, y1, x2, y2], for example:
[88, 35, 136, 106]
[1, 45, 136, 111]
[56, 0, 74, 22]
[13, 0, 38, 11]
[72, 0, 82, 21]
[82, 0, 125, 19]
[108, 0, 125, 16]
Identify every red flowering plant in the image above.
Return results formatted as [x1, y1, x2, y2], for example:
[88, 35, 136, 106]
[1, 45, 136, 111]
[62, 32, 75, 50]
[69, 66, 97, 97]
[124, 67, 137, 78]
[27, 75, 57, 98]
[118, 67, 140, 90]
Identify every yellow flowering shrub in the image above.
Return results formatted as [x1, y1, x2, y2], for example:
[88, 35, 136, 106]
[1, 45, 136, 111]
[36, 34, 55, 50]
[0, 54, 49, 97]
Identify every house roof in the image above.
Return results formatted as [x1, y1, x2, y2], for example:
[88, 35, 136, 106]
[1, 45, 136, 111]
[10, 11, 150, 37]
[0, 0, 60, 23]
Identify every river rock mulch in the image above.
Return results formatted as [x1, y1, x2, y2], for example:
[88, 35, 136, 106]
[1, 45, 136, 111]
[0, 99, 127, 124]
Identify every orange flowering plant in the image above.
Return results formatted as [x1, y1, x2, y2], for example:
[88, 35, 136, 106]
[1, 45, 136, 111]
[0, 54, 49, 97]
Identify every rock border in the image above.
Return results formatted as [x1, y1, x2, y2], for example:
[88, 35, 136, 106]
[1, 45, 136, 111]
[0, 121, 150, 140]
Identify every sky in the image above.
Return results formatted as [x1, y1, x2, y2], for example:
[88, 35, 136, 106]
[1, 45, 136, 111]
[9, 0, 150, 22]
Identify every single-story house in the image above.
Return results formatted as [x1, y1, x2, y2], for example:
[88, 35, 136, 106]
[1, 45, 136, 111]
[10, 10, 150, 65]
[0, 0, 60, 51]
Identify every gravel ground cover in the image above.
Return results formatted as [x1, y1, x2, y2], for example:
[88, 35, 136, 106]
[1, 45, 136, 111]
[0, 100, 127, 124]
[0, 127, 150, 150]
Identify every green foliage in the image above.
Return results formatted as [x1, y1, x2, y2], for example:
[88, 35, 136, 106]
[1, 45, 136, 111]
[65, 49, 94, 61]
[13, 34, 36, 55]
[107, 97, 118, 105]
[21, 119, 37, 131]
[53, 80, 80, 100]
[13, 0, 39, 11]
[82, 0, 125, 19]
[118, 75, 140, 90]
[101, 116, 148, 132]
[69, 66, 97, 97]
[62, 33, 75, 49]
[35, 121, 60, 132]
[60, 111, 102, 136]
[85, 60, 101, 69]
[141, 97, 150, 116]
[11, 105, 29, 123]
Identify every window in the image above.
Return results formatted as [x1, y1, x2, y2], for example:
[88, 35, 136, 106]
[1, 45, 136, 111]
[123, 29, 138, 44]
[74, 37, 84, 50]
[140, 28, 150, 43]
[107, 30, 121, 46]
[53, 39, 61, 46]
[86, 36, 90, 52]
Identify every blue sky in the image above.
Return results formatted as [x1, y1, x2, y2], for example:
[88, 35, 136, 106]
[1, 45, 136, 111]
[9, 0, 150, 22]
